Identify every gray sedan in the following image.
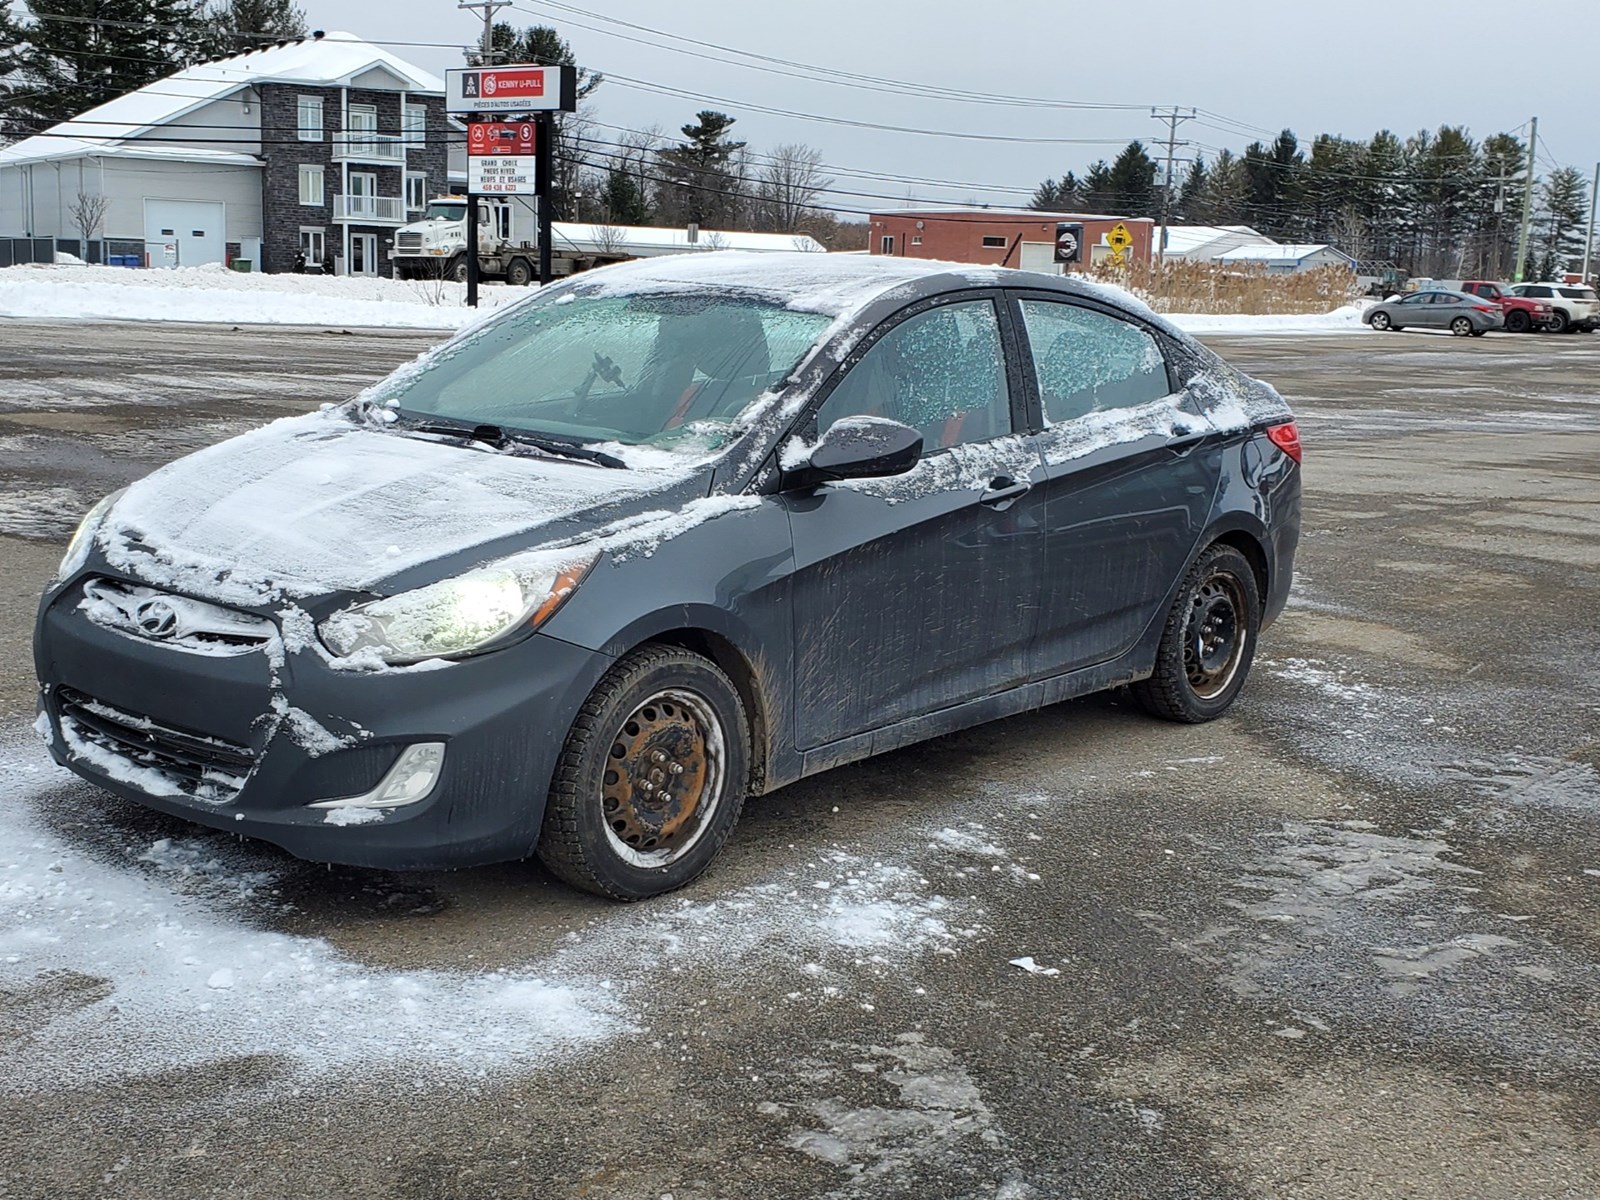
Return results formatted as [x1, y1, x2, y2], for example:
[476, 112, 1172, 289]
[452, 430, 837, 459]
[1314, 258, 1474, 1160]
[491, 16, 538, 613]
[1364, 289, 1504, 336]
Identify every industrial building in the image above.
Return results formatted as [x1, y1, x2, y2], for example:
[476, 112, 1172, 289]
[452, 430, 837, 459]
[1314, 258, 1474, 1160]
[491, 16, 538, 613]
[867, 209, 1154, 271]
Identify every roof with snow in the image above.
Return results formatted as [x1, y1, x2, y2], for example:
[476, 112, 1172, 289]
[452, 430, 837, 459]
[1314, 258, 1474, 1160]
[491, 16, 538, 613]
[871, 207, 1152, 223]
[1215, 244, 1356, 265]
[0, 32, 442, 168]
[1160, 224, 1272, 255]
[549, 223, 827, 257]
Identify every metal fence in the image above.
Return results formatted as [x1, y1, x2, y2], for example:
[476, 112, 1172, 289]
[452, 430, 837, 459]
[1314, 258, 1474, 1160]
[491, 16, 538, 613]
[0, 237, 146, 268]
[0, 237, 56, 268]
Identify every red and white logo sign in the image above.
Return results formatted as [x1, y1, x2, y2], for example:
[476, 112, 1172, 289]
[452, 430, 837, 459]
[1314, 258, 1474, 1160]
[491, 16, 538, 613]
[447, 64, 573, 113]
[482, 69, 544, 100]
[467, 121, 536, 157]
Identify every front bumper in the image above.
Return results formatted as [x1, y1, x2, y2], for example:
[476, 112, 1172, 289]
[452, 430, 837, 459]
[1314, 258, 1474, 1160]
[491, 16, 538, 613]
[34, 575, 613, 869]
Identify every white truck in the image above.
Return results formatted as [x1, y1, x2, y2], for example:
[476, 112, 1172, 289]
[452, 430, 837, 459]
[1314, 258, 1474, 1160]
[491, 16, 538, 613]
[391, 195, 604, 286]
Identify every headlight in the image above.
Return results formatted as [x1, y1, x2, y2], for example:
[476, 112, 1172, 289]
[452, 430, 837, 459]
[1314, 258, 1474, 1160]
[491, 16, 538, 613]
[58, 489, 125, 580]
[317, 552, 595, 665]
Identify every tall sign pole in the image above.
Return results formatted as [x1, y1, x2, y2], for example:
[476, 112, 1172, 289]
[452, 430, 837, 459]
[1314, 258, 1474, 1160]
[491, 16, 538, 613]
[1582, 161, 1599, 284]
[457, 0, 507, 309]
[1513, 116, 1538, 282]
[536, 111, 555, 285]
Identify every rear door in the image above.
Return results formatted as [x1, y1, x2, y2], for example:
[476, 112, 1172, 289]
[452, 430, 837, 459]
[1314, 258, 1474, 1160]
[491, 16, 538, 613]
[1008, 292, 1222, 676]
[783, 292, 1046, 750]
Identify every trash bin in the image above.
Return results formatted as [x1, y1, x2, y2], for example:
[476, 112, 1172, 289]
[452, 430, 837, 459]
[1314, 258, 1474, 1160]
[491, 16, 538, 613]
[229, 259, 253, 273]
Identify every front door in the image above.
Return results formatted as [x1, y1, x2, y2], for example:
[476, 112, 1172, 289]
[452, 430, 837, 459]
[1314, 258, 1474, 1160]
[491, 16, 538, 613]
[1010, 293, 1220, 676]
[784, 294, 1046, 750]
[350, 233, 377, 276]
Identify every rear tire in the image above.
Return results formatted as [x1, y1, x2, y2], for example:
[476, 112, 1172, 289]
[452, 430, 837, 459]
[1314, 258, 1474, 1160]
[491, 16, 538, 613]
[1132, 543, 1262, 724]
[1450, 316, 1472, 336]
[505, 258, 534, 287]
[1547, 310, 1569, 334]
[538, 645, 750, 900]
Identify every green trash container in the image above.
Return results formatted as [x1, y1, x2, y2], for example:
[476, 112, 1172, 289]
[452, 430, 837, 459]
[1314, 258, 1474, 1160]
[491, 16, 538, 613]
[229, 259, 252, 272]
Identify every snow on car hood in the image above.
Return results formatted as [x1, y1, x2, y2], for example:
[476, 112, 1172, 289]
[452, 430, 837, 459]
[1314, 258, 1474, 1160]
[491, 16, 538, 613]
[95, 411, 703, 603]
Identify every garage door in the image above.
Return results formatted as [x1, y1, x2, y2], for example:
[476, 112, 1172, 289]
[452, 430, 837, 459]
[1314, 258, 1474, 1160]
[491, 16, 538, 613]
[1018, 241, 1063, 274]
[143, 199, 226, 268]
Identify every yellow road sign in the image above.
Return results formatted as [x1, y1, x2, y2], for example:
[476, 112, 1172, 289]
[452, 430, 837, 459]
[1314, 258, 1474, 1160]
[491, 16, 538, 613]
[1105, 222, 1133, 251]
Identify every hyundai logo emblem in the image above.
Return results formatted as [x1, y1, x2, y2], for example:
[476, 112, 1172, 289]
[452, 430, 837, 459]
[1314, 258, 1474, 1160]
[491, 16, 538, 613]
[134, 599, 179, 639]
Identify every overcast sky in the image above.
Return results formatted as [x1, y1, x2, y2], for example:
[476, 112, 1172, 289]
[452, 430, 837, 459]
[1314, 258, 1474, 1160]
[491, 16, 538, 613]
[309, 0, 1600, 215]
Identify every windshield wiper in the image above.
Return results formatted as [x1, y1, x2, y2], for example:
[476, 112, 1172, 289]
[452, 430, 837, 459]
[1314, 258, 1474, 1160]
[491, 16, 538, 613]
[404, 419, 625, 468]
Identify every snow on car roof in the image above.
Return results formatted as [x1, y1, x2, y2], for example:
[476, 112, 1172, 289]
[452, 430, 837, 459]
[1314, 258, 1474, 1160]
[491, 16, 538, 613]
[566, 251, 1014, 317]
[0, 32, 442, 167]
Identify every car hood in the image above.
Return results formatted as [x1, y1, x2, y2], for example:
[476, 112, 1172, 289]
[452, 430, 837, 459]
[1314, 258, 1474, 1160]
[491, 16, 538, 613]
[94, 412, 709, 604]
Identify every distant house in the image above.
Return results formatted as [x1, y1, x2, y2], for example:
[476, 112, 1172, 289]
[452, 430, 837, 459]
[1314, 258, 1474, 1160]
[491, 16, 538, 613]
[867, 208, 1155, 270]
[1159, 224, 1278, 261]
[0, 32, 447, 276]
[1213, 244, 1357, 274]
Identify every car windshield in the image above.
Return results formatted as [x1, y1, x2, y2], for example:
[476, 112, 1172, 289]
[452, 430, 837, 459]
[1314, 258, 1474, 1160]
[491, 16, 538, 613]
[370, 291, 833, 449]
[1558, 287, 1597, 301]
[422, 202, 465, 221]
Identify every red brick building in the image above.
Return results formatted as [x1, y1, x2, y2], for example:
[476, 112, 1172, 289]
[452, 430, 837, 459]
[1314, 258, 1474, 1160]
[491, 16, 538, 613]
[867, 209, 1155, 272]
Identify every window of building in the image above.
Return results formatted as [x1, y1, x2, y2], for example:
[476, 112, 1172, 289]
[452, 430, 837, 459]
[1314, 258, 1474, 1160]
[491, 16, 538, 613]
[910, 235, 923, 245]
[298, 164, 324, 206]
[299, 227, 326, 264]
[880, 235, 894, 254]
[981, 235, 1008, 248]
[404, 103, 428, 147]
[815, 300, 1011, 452]
[1018, 300, 1170, 424]
[297, 95, 322, 141]
[405, 172, 427, 212]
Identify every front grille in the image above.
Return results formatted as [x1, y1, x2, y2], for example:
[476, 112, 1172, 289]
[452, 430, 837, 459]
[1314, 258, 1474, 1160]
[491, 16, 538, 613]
[78, 577, 275, 655]
[57, 687, 255, 803]
[396, 232, 424, 252]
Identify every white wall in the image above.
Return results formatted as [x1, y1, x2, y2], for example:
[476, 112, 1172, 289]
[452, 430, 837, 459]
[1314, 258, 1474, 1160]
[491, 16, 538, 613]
[138, 95, 261, 156]
[0, 156, 261, 244]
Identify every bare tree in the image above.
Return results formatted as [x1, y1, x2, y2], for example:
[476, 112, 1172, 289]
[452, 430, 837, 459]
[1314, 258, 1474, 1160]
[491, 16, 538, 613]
[701, 230, 730, 252]
[592, 222, 630, 257]
[69, 191, 111, 258]
[756, 143, 832, 232]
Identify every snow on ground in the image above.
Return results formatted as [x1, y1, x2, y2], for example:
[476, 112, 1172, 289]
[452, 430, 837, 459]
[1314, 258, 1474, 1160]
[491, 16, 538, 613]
[0, 728, 986, 1091]
[0, 262, 522, 330]
[1, 261, 1371, 335]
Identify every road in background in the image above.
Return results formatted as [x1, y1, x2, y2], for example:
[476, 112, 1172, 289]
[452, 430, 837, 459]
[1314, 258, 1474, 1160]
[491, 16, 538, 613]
[2, 323, 1598, 1199]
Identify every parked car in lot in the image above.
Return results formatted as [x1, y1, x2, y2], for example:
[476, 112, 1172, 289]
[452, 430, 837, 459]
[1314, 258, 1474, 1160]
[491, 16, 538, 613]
[34, 253, 1301, 899]
[1507, 282, 1600, 333]
[1363, 289, 1504, 336]
[1449, 280, 1554, 333]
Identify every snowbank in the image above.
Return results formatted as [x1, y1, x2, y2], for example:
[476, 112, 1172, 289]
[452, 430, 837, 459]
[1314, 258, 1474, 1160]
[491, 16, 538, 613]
[1166, 303, 1371, 337]
[0, 262, 523, 329]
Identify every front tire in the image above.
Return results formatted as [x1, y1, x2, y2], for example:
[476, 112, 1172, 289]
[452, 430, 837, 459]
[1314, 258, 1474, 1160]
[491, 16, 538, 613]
[1369, 311, 1392, 331]
[445, 254, 469, 284]
[1505, 309, 1530, 333]
[538, 645, 750, 900]
[1132, 543, 1262, 724]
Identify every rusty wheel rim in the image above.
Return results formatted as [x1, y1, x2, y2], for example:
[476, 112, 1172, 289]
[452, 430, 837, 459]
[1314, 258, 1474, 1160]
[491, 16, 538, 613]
[600, 688, 724, 868]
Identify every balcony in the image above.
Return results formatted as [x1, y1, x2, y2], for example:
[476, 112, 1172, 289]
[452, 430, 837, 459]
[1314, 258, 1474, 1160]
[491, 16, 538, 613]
[333, 194, 406, 224]
[331, 131, 406, 164]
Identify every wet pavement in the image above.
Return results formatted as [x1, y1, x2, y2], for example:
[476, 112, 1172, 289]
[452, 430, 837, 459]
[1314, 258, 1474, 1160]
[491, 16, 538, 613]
[2, 321, 1598, 1199]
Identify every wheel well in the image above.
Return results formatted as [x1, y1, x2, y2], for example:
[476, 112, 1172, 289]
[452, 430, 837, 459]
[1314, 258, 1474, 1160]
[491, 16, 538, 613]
[644, 629, 772, 795]
[1211, 530, 1268, 601]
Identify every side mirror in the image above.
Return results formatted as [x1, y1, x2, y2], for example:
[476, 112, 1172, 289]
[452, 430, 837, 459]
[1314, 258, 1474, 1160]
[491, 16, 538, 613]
[786, 417, 923, 490]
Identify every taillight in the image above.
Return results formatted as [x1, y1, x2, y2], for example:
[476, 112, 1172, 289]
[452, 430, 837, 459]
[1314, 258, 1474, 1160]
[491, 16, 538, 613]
[1266, 421, 1302, 464]
[1474, 305, 1497, 314]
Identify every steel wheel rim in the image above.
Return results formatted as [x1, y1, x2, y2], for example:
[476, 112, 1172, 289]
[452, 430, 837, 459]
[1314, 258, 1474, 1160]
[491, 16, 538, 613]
[600, 688, 725, 869]
[1184, 572, 1248, 700]
[1452, 318, 1471, 336]
[1372, 313, 1389, 329]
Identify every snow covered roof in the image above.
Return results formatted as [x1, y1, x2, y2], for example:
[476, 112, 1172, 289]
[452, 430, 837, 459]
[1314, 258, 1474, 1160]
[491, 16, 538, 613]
[873, 207, 1152, 222]
[0, 32, 442, 168]
[549, 223, 827, 257]
[1215, 244, 1355, 264]
[1160, 225, 1271, 255]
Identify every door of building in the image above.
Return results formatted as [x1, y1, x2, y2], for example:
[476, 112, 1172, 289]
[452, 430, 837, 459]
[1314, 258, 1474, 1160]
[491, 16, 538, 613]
[142, 199, 225, 268]
[350, 233, 378, 276]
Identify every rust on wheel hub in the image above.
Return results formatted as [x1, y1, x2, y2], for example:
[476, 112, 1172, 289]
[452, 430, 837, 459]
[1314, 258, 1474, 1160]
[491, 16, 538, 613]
[601, 696, 711, 854]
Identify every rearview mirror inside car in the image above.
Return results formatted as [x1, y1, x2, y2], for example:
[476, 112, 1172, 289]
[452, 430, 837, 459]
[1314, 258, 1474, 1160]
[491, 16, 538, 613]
[786, 416, 923, 490]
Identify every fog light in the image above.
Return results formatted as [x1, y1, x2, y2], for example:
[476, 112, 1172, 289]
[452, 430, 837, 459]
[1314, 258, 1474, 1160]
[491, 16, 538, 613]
[309, 742, 445, 810]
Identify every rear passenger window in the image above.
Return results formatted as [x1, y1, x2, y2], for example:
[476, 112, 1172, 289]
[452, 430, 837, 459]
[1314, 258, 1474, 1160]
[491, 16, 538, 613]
[1018, 300, 1169, 424]
[815, 300, 1011, 452]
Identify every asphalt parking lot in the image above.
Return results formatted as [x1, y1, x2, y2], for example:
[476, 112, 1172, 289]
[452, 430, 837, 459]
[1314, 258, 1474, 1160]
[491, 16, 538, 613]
[2, 320, 1598, 1199]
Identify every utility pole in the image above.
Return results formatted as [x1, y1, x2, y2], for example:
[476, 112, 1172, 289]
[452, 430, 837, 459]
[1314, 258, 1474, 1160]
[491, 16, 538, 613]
[1582, 161, 1599, 284]
[1512, 116, 1538, 282]
[1151, 107, 1196, 262]
[457, 0, 509, 308]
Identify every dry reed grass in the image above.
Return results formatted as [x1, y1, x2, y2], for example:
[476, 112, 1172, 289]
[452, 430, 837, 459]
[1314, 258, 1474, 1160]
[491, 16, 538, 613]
[1085, 260, 1360, 315]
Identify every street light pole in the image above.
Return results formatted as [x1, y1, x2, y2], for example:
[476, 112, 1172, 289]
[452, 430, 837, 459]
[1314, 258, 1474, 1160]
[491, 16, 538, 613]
[1582, 161, 1599, 284]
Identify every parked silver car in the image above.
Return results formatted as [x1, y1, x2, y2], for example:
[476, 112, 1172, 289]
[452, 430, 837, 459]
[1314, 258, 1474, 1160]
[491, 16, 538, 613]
[1363, 289, 1504, 336]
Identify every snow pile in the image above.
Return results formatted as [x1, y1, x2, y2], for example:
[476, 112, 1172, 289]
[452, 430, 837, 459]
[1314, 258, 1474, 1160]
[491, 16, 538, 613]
[1166, 303, 1371, 336]
[0, 262, 523, 329]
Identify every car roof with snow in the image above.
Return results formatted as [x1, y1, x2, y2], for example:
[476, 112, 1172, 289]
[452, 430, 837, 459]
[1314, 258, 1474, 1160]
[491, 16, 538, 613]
[558, 251, 1165, 327]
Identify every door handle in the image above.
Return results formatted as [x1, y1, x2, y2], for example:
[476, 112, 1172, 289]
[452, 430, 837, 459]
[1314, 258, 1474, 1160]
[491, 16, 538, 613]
[979, 476, 1031, 508]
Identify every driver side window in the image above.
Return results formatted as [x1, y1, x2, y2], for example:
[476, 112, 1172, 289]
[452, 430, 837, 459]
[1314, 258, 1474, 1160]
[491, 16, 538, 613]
[814, 300, 1011, 451]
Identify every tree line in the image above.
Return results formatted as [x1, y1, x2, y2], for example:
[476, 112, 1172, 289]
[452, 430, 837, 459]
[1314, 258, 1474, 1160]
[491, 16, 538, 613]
[1032, 130, 1593, 280]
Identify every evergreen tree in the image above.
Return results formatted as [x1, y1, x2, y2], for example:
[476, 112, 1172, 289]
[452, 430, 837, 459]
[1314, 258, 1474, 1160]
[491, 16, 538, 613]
[1192, 149, 1249, 224]
[196, 0, 306, 60]
[0, 8, 27, 145]
[1079, 161, 1113, 213]
[655, 110, 746, 228]
[1535, 165, 1590, 276]
[4, 0, 209, 138]
[602, 165, 651, 225]
[1103, 140, 1157, 217]
[1242, 130, 1303, 237]
[1030, 171, 1082, 211]
[1176, 154, 1206, 221]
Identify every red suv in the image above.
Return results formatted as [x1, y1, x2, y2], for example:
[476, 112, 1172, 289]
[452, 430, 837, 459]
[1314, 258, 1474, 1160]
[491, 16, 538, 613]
[1455, 281, 1553, 333]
